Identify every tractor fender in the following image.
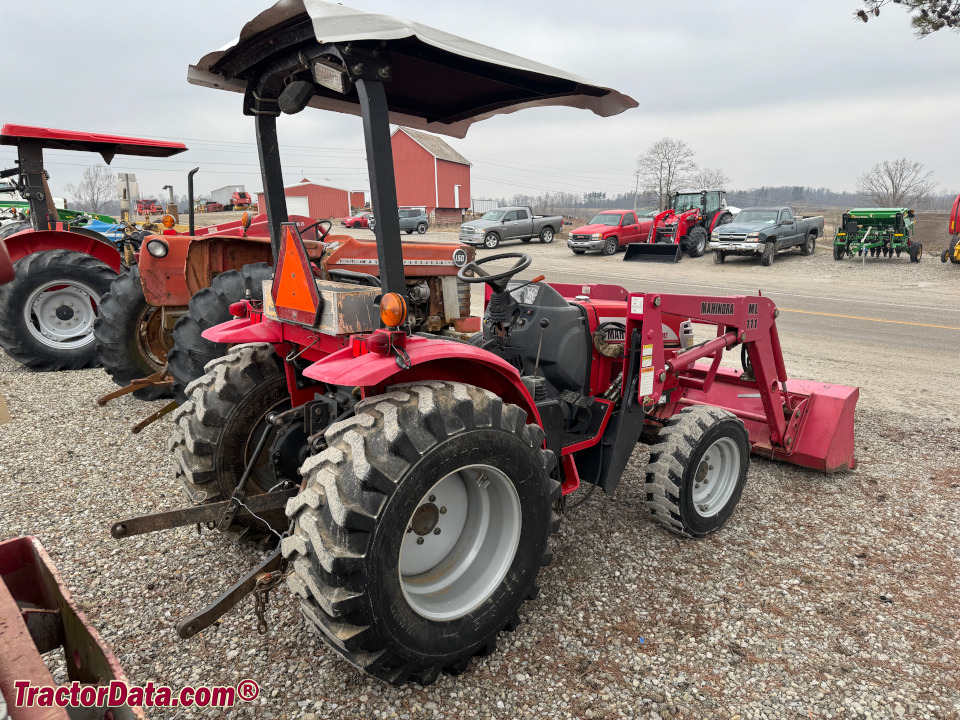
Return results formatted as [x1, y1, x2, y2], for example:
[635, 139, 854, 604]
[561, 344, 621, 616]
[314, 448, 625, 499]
[200, 315, 283, 344]
[1, 227, 122, 271]
[303, 336, 541, 424]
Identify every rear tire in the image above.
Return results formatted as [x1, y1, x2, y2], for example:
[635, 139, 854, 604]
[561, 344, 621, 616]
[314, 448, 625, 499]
[687, 227, 708, 258]
[602, 236, 618, 256]
[0, 250, 115, 371]
[760, 242, 775, 266]
[282, 381, 559, 685]
[644, 405, 749, 538]
[909, 241, 923, 263]
[539, 227, 555, 244]
[800, 233, 816, 256]
[833, 244, 843, 261]
[417, 223, 427, 234]
[167, 262, 273, 404]
[0, 221, 30, 240]
[94, 266, 172, 400]
[169, 343, 299, 544]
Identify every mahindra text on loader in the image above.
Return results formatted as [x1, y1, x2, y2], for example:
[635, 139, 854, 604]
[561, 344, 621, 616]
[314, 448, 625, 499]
[111, 0, 859, 688]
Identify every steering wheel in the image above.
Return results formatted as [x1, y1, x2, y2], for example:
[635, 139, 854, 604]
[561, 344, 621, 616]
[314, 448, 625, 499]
[300, 219, 332, 242]
[457, 252, 532, 292]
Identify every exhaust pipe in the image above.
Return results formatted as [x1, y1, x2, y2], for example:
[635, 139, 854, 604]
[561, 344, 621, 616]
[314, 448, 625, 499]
[187, 167, 199, 236]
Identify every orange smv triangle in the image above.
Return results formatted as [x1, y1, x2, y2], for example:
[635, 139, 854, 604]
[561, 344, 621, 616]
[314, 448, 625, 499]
[271, 222, 322, 326]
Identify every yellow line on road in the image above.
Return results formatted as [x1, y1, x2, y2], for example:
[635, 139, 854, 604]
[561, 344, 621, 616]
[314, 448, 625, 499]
[780, 307, 960, 331]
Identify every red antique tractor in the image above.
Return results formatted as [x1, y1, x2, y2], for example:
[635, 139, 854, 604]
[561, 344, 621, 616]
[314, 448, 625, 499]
[112, 2, 857, 688]
[624, 189, 734, 262]
[0, 125, 186, 371]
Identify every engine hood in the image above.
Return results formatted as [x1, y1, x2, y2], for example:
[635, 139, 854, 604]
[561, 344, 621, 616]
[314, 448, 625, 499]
[570, 223, 617, 234]
[715, 221, 772, 235]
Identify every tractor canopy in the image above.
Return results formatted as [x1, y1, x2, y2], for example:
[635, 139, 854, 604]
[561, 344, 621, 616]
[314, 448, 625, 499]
[0, 124, 187, 163]
[187, 0, 637, 138]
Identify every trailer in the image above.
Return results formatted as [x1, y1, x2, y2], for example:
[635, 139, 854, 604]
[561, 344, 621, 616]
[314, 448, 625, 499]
[210, 184, 246, 211]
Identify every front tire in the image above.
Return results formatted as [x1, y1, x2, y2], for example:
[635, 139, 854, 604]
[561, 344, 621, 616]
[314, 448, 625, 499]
[0, 250, 115, 371]
[760, 242, 775, 266]
[644, 405, 749, 538]
[601, 236, 618, 256]
[282, 382, 559, 685]
[833, 244, 844, 261]
[483, 232, 500, 249]
[94, 266, 172, 400]
[167, 263, 273, 404]
[687, 227, 708, 257]
[169, 343, 300, 544]
[539, 227, 555, 244]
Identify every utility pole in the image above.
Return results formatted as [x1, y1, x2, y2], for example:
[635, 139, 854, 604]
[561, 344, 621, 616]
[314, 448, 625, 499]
[632, 171, 641, 213]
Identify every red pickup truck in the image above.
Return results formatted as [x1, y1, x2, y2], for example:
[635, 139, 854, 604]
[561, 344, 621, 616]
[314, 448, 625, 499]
[567, 209, 653, 256]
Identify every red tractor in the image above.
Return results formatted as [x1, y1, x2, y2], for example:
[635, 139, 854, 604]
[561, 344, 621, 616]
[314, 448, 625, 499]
[232, 190, 253, 210]
[113, 4, 858, 688]
[624, 189, 734, 262]
[135, 198, 163, 216]
[942, 191, 960, 264]
[0, 124, 186, 371]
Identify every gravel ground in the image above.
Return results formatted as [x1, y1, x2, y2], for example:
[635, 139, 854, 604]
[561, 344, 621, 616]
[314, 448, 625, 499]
[2, 245, 959, 718]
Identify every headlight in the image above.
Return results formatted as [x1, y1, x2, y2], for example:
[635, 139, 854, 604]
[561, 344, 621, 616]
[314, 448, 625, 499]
[746, 232, 760, 241]
[474, 228, 484, 234]
[145, 239, 169, 258]
[591, 233, 603, 240]
[711, 232, 719, 240]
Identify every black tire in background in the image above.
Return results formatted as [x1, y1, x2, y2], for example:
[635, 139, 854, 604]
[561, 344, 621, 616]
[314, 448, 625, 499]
[833, 243, 844, 261]
[169, 343, 296, 544]
[0, 250, 115, 371]
[799, 232, 816, 256]
[167, 262, 273, 404]
[760, 242, 775, 266]
[483, 232, 500, 249]
[94, 266, 172, 400]
[282, 381, 559, 685]
[417, 223, 428, 234]
[686, 227, 708, 257]
[0, 221, 31, 240]
[713, 251, 726, 264]
[644, 405, 750, 538]
[909, 241, 923, 263]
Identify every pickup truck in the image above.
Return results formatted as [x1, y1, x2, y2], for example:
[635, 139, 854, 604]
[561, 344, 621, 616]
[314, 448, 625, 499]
[709, 206, 824, 266]
[567, 209, 654, 256]
[459, 206, 562, 249]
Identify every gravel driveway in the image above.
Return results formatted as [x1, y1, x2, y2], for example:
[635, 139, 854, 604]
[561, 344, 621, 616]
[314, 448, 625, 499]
[1, 240, 958, 719]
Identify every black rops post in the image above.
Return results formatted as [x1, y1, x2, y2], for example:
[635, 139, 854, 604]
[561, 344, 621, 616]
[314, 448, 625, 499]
[187, 167, 199, 236]
[18, 140, 58, 230]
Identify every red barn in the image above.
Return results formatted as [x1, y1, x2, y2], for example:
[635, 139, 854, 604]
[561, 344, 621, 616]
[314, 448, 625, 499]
[256, 179, 361, 220]
[391, 127, 471, 224]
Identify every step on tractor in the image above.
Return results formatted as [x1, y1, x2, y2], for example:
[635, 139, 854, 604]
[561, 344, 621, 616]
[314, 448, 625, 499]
[111, 0, 858, 688]
[941, 192, 960, 265]
[832, 208, 921, 262]
[624, 189, 734, 263]
[0, 124, 187, 371]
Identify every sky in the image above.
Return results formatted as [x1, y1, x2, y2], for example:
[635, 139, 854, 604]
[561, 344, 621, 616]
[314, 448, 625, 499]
[2, 0, 958, 206]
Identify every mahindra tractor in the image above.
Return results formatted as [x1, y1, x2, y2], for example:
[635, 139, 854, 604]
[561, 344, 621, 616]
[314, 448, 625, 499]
[111, 0, 858, 688]
[0, 125, 187, 371]
[624, 189, 734, 262]
[941, 192, 960, 265]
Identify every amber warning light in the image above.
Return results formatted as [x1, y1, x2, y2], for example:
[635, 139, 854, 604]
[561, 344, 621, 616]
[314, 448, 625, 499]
[271, 223, 322, 326]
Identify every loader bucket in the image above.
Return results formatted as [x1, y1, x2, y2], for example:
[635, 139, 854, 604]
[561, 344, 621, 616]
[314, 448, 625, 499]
[673, 367, 859, 473]
[623, 242, 682, 262]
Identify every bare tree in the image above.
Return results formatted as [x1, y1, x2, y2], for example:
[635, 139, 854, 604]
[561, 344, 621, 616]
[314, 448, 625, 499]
[636, 138, 697, 210]
[688, 167, 730, 191]
[856, 1, 960, 36]
[856, 158, 936, 207]
[65, 165, 116, 214]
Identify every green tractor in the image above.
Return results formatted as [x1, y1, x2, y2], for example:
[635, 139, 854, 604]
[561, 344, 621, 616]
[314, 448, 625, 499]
[832, 208, 921, 262]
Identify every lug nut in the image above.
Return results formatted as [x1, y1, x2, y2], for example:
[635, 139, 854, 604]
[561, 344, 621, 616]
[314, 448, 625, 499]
[416, 537, 424, 545]
[434, 528, 441, 535]
[429, 495, 436, 503]
[439, 507, 446, 514]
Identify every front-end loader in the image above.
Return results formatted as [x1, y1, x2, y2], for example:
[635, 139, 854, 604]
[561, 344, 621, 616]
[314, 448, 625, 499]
[111, 0, 858, 688]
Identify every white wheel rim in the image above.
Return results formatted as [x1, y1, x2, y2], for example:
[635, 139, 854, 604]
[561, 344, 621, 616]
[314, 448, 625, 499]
[691, 437, 741, 518]
[23, 280, 100, 350]
[485, 235, 497, 248]
[399, 464, 521, 621]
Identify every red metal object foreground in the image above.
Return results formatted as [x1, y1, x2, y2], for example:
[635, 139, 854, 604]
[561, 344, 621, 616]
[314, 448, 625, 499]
[0, 537, 143, 720]
[0, 125, 186, 158]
